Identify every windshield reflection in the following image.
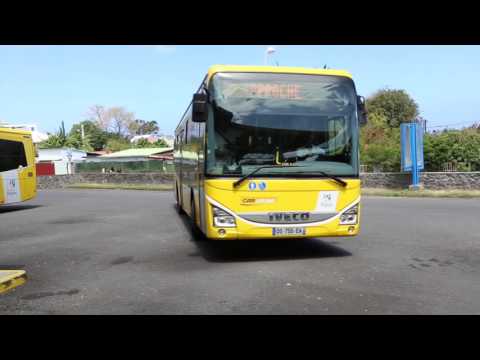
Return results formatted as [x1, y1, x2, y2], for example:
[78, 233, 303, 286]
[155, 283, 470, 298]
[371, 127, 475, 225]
[206, 72, 359, 177]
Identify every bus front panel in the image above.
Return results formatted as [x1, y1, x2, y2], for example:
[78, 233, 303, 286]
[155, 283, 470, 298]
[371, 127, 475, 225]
[203, 178, 361, 240]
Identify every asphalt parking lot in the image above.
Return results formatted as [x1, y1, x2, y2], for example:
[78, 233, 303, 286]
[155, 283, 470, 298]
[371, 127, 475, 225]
[1, 189, 480, 314]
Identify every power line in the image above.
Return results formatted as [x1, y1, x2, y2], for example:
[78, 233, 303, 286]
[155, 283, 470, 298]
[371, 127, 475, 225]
[427, 121, 478, 130]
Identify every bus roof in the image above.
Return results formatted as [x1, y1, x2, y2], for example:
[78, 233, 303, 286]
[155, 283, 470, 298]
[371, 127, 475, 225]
[0, 127, 32, 137]
[207, 65, 353, 82]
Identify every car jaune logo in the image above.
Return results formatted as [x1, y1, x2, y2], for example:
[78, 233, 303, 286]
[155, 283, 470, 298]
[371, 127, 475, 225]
[241, 198, 276, 205]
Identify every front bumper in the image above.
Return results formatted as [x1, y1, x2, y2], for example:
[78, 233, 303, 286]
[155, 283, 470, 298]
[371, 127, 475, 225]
[205, 211, 360, 240]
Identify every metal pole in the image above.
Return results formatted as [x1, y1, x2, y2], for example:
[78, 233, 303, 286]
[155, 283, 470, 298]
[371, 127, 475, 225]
[410, 123, 419, 189]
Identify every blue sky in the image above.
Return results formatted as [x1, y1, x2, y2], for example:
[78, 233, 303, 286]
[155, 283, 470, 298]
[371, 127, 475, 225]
[1, 45, 479, 135]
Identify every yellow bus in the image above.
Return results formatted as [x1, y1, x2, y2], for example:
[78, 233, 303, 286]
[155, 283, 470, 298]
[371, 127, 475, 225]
[0, 127, 37, 205]
[174, 65, 367, 240]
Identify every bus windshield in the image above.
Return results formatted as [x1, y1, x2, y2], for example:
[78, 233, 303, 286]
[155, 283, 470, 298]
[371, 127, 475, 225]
[206, 72, 359, 177]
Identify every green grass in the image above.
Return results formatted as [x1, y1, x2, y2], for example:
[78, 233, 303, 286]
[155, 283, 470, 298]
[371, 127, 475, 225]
[362, 188, 480, 198]
[67, 183, 173, 191]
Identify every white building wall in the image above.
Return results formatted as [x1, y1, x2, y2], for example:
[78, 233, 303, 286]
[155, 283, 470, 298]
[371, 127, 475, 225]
[53, 161, 69, 175]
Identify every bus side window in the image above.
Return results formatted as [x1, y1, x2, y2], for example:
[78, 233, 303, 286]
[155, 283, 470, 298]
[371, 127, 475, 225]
[0, 139, 28, 172]
[186, 109, 197, 144]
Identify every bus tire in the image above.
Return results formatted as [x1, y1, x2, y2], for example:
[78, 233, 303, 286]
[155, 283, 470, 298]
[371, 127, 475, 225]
[190, 196, 205, 241]
[175, 183, 184, 214]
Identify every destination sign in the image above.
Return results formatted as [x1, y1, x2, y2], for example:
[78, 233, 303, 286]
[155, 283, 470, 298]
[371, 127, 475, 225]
[224, 83, 303, 100]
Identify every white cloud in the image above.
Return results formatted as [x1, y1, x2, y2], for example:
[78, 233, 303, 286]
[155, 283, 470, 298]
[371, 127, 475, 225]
[151, 45, 177, 54]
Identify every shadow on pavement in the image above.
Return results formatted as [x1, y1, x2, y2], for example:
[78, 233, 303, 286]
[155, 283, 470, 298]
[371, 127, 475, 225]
[192, 238, 352, 263]
[175, 205, 352, 263]
[0, 205, 42, 214]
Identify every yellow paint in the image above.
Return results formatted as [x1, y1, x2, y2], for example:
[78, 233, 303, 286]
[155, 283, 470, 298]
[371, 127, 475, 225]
[176, 65, 361, 240]
[203, 178, 361, 240]
[206, 65, 353, 84]
[0, 270, 27, 294]
[0, 127, 37, 205]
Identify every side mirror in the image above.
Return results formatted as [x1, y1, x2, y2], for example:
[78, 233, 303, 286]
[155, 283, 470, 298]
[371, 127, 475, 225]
[192, 93, 208, 123]
[357, 95, 368, 126]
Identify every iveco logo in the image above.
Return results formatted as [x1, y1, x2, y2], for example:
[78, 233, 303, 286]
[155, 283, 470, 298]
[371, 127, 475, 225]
[268, 212, 310, 222]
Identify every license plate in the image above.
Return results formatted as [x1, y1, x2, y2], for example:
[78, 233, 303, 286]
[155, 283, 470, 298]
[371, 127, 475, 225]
[272, 227, 306, 236]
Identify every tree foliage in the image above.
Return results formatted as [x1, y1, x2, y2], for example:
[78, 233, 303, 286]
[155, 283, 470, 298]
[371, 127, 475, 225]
[360, 86, 480, 172]
[100, 132, 130, 152]
[86, 105, 110, 131]
[133, 138, 168, 148]
[131, 120, 160, 135]
[107, 107, 136, 137]
[87, 105, 137, 138]
[42, 105, 170, 154]
[39, 121, 76, 149]
[68, 120, 107, 151]
[424, 129, 480, 171]
[360, 113, 401, 171]
[366, 89, 419, 128]
[359, 88, 421, 171]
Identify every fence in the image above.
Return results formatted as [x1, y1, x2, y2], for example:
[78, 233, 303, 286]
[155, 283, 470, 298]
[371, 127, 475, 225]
[75, 160, 174, 174]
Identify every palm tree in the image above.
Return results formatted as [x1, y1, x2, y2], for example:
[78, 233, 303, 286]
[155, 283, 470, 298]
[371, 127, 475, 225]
[39, 121, 75, 149]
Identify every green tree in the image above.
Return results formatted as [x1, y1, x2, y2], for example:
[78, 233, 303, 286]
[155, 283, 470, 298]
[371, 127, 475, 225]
[131, 120, 160, 135]
[133, 138, 168, 148]
[105, 136, 131, 152]
[39, 121, 76, 149]
[424, 129, 480, 171]
[360, 112, 401, 171]
[367, 89, 419, 128]
[69, 121, 108, 151]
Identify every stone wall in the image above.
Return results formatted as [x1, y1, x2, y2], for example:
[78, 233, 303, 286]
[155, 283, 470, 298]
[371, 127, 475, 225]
[37, 172, 480, 190]
[37, 173, 174, 190]
[360, 172, 411, 189]
[360, 172, 480, 189]
[420, 172, 480, 190]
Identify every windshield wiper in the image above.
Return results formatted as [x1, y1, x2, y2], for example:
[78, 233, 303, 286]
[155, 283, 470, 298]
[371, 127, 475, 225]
[232, 165, 304, 188]
[232, 166, 348, 188]
[297, 170, 348, 187]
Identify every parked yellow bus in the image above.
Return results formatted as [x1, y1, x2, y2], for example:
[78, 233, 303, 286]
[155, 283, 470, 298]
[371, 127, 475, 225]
[174, 65, 367, 240]
[0, 127, 37, 205]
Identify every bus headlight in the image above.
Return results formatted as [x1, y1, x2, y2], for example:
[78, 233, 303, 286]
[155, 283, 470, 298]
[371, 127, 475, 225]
[339, 204, 358, 225]
[212, 206, 236, 228]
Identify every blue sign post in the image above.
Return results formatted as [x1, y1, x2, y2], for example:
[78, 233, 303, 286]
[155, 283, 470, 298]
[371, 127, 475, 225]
[401, 122, 424, 190]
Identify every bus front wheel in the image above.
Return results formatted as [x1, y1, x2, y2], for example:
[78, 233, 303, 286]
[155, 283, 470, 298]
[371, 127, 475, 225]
[190, 197, 205, 241]
[175, 184, 184, 214]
